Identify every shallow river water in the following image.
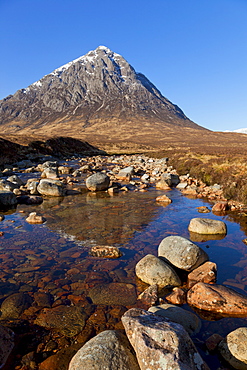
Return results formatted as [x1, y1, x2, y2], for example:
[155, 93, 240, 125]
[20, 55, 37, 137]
[1, 183, 247, 369]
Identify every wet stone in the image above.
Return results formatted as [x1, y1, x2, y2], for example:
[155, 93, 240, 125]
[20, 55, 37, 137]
[88, 282, 137, 306]
[0, 325, 15, 369]
[89, 245, 122, 258]
[34, 305, 87, 337]
[0, 292, 33, 320]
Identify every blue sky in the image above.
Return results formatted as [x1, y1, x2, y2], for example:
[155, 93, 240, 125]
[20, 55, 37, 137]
[0, 0, 247, 131]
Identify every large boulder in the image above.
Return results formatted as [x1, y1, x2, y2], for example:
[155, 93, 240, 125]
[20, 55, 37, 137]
[121, 308, 208, 370]
[218, 327, 247, 370]
[188, 218, 227, 235]
[0, 190, 17, 207]
[116, 166, 135, 180]
[135, 254, 181, 289]
[69, 330, 140, 370]
[0, 325, 15, 369]
[187, 282, 247, 317]
[158, 235, 208, 271]
[86, 172, 110, 191]
[37, 179, 65, 196]
[160, 173, 180, 187]
[148, 303, 201, 335]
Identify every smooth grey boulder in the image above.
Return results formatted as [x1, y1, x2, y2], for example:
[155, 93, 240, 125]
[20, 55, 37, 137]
[135, 254, 181, 288]
[37, 179, 65, 196]
[0, 325, 15, 369]
[121, 308, 209, 370]
[69, 330, 140, 370]
[117, 166, 135, 178]
[41, 167, 59, 179]
[158, 235, 208, 271]
[86, 172, 110, 191]
[0, 190, 17, 207]
[218, 327, 247, 369]
[148, 303, 201, 335]
[188, 218, 227, 235]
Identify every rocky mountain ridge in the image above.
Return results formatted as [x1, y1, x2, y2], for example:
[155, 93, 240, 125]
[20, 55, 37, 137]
[0, 46, 204, 140]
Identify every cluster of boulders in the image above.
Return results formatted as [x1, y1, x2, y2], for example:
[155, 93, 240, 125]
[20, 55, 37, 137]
[67, 231, 247, 369]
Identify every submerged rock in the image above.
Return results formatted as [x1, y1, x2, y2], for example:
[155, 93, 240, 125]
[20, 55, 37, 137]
[135, 254, 181, 289]
[0, 293, 33, 320]
[188, 218, 227, 235]
[34, 305, 87, 337]
[89, 245, 122, 258]
[158, 235, 208, 271]
[69, 330, 141, 370]
[121, 308, 208, 370]
[89, 282, 136, 306]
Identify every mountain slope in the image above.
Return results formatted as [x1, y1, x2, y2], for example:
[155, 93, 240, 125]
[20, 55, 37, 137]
[0, 46, 206, 144]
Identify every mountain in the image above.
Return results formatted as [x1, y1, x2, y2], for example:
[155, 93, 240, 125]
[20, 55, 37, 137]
[0, 46, 206, 145]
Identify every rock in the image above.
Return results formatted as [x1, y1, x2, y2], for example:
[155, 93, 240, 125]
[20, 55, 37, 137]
[176, 182, 188, 189]
[58, 166, 73, 175]
[121, 308, 208, 370]
[135, 254, 181, 289]
[205, 333, 224, 352]
[187, 282, 247, 317]
[26, 179, 39, 194]
[17, 195, 43, 205]
[41, 167, 59, 179]
[165, 287, 187, 305]
[7, 175, 24, 186]
[33, 292, 53, 308]
[0, 293, 33, 319]
[187, 261, 217, 288]
[148, 303, 201, 335]
[69, 330, 141, 370]
[37, 179, 65, 196]
[89, 245, 122, 258]
[218, 327, 247, 369]
[116, 166, 135, 180]
[0, 190, 17, 207]
[160, 173, 180, 187]
[26, 212, 46, 224]
[197, 206, 210, 213]
[158, 235, 208, 271]
[34, 305, 87, 337]
[212, 202, 229, 213]
[137, 284, 159, 307]
[85, 172, 110, 191]
[88, 282, 136, 306]
[0, 325, 15, 369]
[155, 180, 171, 190]
[188, 218, 227, 235]
[0, 215, 5, 221]
[155, 194, 172, 203]
[39, 344, 82, 370]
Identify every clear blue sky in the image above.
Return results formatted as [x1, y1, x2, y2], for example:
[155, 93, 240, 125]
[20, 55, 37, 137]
[1, 0, 247, 131]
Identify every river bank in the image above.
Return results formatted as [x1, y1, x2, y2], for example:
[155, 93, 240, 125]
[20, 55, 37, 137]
[0, 153, 247, 369]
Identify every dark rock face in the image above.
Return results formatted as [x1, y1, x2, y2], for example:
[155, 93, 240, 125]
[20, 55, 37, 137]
[0, 46, 202, 133]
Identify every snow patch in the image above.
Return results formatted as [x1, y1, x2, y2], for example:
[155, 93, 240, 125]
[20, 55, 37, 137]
[225, 128, 247, 134]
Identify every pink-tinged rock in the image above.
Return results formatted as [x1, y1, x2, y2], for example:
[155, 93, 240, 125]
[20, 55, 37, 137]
[121, 308, 209, 370]
[187, 262, 217, 288]
[155, 194, 172, 204]
[137, 284, 159, 307]
[212, 202, 229, 213]
[187, 282, 247, 317]
[165, 287, 187, 305]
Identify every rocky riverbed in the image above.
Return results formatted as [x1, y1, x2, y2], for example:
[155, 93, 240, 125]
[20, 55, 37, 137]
[0, 153, 247, 369]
